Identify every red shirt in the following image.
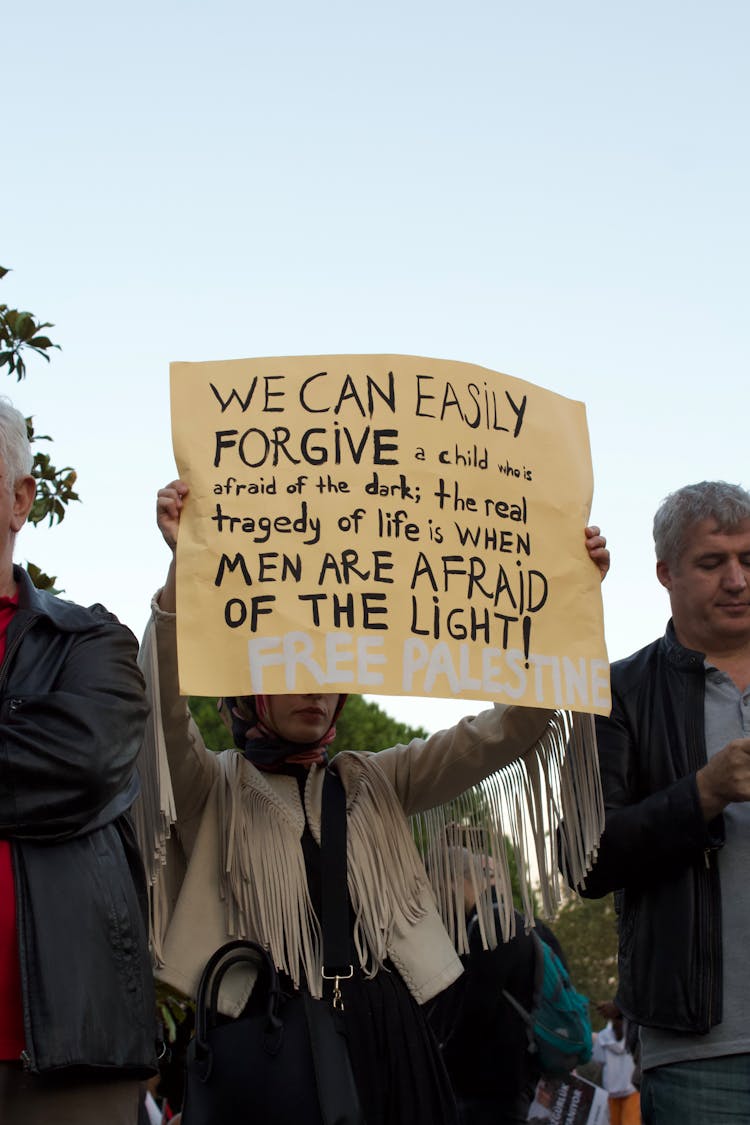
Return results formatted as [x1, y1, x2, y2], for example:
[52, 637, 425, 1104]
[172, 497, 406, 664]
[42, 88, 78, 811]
[0, 594, 25, 1059]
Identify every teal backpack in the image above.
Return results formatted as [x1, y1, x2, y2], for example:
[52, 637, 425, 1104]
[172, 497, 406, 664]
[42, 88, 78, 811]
[501, 929, 592, 1076]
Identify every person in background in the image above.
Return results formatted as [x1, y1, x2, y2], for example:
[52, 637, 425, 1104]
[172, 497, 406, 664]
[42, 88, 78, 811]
[425, 846, 540, 1125]
[0, 396, 157, 1125]
[592, 1003, 641, 1124]
[582, 481, 750, 1124]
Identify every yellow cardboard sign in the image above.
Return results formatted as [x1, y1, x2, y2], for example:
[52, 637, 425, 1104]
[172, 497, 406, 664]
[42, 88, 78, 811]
[171, 354, 610, 714]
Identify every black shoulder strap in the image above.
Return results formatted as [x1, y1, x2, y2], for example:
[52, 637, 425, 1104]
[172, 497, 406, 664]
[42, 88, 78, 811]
[321, 768, 351, 975]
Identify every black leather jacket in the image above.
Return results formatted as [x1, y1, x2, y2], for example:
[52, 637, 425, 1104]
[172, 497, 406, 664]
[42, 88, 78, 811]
[582, 621, 724, 1034]
[0, 566, 157, 1075]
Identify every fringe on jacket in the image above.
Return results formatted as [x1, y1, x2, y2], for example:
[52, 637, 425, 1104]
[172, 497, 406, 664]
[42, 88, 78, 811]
[133, 618, 604, 982]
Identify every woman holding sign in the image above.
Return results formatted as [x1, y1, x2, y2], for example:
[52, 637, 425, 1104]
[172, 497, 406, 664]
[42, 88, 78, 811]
[136, 480, 609, 1125]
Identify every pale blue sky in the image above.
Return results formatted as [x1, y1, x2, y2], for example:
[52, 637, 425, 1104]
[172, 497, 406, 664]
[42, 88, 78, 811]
[4, 0, 749, 730]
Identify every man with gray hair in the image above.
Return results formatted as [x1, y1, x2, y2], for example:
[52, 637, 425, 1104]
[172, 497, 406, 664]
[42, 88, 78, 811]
[583, 480, 750, 1123]
[0, 397, 157, 1123]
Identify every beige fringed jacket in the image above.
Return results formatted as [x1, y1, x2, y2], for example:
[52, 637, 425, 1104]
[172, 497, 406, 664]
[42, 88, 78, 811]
[136, 598, 603, 1017]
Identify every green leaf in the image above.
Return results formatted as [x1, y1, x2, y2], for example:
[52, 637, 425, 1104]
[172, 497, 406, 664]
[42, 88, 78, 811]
[16, 314, 37, 342]
[27, 346, 53, 363]
[155, 981, 194, 1043]
[24, 561, 63, 594]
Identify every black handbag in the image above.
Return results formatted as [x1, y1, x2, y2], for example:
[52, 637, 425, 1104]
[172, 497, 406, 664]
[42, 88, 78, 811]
[181, 769, 364, 1125]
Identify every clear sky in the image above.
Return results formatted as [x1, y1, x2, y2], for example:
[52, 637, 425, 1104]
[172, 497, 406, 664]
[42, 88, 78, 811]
[4, 0, 749, 732]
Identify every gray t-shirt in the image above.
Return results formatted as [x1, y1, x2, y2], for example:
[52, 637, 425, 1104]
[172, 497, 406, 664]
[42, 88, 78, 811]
[641, 666, 750, 1069]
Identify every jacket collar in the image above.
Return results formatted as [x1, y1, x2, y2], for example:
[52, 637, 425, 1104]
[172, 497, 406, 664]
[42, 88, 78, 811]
[663, 618, 706, 672]
[12, 564, 104, 634]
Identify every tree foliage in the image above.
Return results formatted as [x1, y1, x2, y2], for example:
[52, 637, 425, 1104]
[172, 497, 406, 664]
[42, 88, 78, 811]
[188, 696, 230, 750]
[188, 692, 428, 754]
[0, 271, 58, 380]
[332, 694, 427, 753]
[0, 266, 80, 590]
[546, 892, 619, 1030]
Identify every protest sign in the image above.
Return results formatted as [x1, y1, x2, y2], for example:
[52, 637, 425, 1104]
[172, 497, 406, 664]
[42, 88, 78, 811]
[527, 1074, 610, 1124]
[171, 354, 610, 711]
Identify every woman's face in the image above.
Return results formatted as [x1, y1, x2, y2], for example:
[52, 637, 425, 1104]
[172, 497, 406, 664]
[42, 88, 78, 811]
[264, 693, 340, 743]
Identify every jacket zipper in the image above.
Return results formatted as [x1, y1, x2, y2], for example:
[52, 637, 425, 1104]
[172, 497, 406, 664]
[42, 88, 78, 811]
[11, 841, 38, 1072]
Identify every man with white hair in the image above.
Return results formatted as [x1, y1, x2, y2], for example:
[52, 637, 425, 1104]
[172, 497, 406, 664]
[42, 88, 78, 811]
[583, 480, 750, 1124]
[0, 397, 156, 1123]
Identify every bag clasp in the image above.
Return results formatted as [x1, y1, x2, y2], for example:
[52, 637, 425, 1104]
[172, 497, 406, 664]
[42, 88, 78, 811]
[322, 965, 354, 1010]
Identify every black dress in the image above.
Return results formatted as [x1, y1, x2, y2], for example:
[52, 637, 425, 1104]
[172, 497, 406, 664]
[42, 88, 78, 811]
[289, 765, 458, 1125]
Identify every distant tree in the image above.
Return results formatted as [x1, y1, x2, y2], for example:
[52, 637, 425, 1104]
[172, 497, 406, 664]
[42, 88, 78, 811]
[0, 266, 79, 590]
[546, 892, 619, 1029]
[188, 693, 428, 755]
[503, 835, 541, 917]
[332, 694, 427, 753]
[188, 696, 229, 750]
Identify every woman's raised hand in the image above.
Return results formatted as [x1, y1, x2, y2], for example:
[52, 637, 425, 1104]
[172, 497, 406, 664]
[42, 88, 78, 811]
[157, 480, 189, 553]
[585, 525, 609, 582]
